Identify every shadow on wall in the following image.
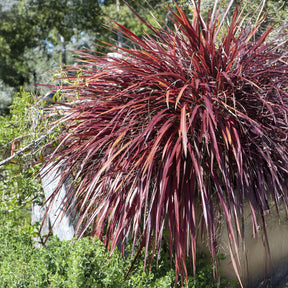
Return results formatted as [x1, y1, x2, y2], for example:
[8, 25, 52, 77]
[218, 203, 288, 288]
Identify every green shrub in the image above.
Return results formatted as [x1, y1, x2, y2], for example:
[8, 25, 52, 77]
[0, 91, 43, 213]
[0, 211, 237, 287]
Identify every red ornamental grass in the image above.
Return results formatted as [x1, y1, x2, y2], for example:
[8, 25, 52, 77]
[42, 1, 288, 285]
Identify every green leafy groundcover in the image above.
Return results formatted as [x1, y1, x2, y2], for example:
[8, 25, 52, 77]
[0, 212, 237, 288]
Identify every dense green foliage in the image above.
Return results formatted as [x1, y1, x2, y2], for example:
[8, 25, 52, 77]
[0, 0, 103, 92]
[0, 211, 237, 287]
[0, 92, 43, 213]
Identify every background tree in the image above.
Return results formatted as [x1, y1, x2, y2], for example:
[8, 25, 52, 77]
[101, 0, 190, 47]
[27, 0, 103, 65]
[0, 0, 103, 101]
[0, 3, 37, 89]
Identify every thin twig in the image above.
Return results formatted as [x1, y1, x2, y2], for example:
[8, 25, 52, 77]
[0, 122, 61, 167]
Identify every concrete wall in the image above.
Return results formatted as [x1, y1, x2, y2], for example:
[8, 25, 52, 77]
[218, 205, 288, 287]
[32, 163, 75, 242]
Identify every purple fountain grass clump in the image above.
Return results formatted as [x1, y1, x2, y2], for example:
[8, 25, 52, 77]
[42, 1, 288, 285]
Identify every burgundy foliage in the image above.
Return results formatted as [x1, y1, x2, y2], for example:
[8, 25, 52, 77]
[42, 1, 288, 285]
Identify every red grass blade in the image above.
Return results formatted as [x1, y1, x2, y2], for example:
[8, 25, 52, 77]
[40, 2, 288, 286]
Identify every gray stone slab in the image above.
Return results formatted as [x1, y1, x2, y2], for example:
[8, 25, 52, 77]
[39, 163, 75, 241]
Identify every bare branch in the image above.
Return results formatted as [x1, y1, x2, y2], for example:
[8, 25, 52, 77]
[0, 122, 61, 167]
